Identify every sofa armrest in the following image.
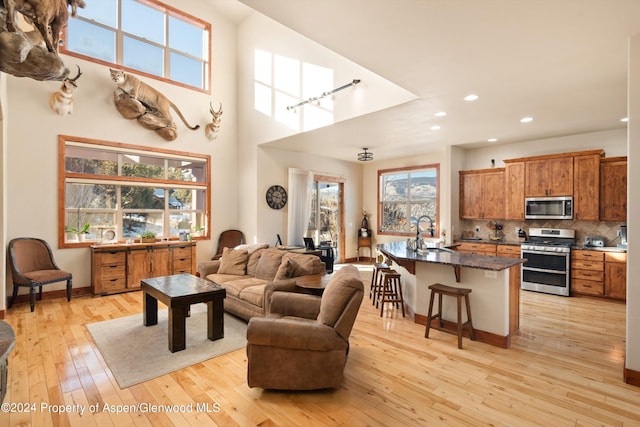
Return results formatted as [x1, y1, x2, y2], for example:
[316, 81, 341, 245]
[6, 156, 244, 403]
[247, 317, 347, 351]
[196, 260, 220, 278]
[269, 292, 321, 319]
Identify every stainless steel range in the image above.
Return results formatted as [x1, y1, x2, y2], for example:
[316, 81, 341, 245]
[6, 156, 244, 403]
[521, 228, 575, 296]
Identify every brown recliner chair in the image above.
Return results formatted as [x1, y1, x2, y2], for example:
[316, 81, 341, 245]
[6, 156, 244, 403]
[7, 237, 72, 312]
[246, 265, 364, 390]
[212, 229, 245, 260]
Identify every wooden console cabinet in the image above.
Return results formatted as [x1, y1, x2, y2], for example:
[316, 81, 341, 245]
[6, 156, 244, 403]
[91, 241, 196, 295]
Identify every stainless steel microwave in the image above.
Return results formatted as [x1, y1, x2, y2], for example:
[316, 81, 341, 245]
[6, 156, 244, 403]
[525, 196, 573, 220]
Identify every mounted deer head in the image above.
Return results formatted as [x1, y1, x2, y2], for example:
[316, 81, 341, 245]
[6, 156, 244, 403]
[204, 102, 223, 140]
[49, 65, 82, 115]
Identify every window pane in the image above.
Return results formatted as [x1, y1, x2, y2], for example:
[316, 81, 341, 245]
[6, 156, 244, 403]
[65, 183, 116, 209]
[122, 0, 165, 44]
[409, 171, 437, 201]
[169, 16, 204, 58]
[122, 212, 163, 237]
[65, 147, 118, 175]
[66, 19, 116, 62]
[123, 36, 163, 76]
[121, 186, 164, 209]
[382, 203, 408, 232]
[122, 155, 164, 178]
[167, 160, 206, 183]
[170, 52, 203, 88]
[65, 211, 116, 242]
[76, 0, 117, 27]
[169, 211, 205, 235]
[381, 173, 408, 201]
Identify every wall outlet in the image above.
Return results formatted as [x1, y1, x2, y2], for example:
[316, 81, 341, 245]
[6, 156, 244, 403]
[617, 230, 622, 237]
[484, 270, 497, 279]
[475, 226, 480, 233]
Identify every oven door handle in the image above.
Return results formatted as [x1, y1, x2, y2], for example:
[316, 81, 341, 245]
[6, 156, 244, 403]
[521, 249, 569, 256]
[522, 266, 567, 274]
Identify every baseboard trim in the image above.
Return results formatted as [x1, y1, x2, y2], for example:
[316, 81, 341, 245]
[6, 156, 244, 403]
[6, 286, 92, 309]
[415, 313, 511, 349]
[625, 366, 640, 387]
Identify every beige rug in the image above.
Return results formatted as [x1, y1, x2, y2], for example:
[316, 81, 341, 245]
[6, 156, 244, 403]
[86, 304, 247, 388]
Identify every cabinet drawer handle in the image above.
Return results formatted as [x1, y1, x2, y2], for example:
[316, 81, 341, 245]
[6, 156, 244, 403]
[109, 279, 117, 282]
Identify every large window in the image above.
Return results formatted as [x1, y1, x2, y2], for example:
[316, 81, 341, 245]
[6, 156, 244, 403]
[378, 165, 439, 236]
[59, 135, 210, 247]
[62, 0, 211, 92]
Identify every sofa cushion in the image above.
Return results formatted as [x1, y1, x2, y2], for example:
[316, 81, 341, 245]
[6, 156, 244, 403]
[205, 273, 249, 286]
[275, 259, 290, 280]
[239, 283, 267, 307]
[284, 252, 325, 277]
[318, 266, 363, 327]
[247, 248, 267, 276]
[255, 249, 285, 280]
[218, 248, 249, 275]
[223, 277, 268, 298]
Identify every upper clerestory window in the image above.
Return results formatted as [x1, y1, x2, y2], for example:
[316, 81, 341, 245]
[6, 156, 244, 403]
[62, 0, 211, 93]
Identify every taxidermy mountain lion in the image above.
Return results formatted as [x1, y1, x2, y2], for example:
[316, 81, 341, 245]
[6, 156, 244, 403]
[109, 68, 199, 131]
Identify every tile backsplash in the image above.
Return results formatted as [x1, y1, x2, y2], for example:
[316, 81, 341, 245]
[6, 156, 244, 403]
[459, 219, 625, 247]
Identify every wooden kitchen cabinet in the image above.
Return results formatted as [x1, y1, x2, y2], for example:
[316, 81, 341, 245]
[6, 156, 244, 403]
[599, 156, 627, 221]
[604, 252, 627, 300]
[456, 242, 497, 256]
[496, 245, 521, 258]
[573, 153, 601, 221]
[91, 241, 196, 295]
[525, 155, 573, 197]
[504, 161, 525, 220]
[571, 250, 604, 296]
[459, 168, 505, 219]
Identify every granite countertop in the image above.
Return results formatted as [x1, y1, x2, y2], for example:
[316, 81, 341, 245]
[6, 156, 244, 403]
[573, 245, 627, 253]
[378, 241, 525, 271]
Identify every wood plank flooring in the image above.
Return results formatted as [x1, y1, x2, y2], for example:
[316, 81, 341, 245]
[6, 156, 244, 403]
[1, 263, 638, 426]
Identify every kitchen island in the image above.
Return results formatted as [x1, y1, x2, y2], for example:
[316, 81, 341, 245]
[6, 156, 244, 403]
[377, 241, 526, 348]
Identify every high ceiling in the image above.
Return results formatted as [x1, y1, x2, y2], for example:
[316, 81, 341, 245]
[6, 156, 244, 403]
[226, 0, 640, 162]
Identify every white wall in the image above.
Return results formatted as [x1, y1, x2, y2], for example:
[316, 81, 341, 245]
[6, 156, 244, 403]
[1, 73, 6, 311]
[3, 0, 239, 299]
[626, 34, 639, 374]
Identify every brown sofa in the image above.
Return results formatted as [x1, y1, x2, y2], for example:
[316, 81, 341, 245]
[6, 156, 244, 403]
[245, 265, 364, 390]
[197, 245, 326, 321]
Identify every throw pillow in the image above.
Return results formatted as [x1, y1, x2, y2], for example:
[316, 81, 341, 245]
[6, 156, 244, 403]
[218, 247, 249, 275]
[254, 249, 284, 280]
[285, 253, 321, 277]
[274, 259, 291, 280]
[234, 243, 269, 254]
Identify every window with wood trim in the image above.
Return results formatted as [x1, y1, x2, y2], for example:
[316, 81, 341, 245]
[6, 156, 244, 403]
[62, 0, 211, 92]
[59, 135, 210, 248]
[378, 164, 439, 236]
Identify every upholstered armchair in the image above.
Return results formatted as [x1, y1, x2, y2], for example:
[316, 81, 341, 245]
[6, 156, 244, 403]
[7, 238, 72, 312]
[246, 265, 364, 390]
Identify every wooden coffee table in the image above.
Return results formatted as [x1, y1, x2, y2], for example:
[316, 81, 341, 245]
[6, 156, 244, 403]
[141, 274, 226, 353]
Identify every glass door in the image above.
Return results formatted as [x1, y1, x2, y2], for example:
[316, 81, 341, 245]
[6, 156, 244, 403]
[308, 180, 343, 262]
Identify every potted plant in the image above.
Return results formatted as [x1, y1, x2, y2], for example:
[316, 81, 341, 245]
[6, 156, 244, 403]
[139, 231, 157, 243]
[66, 223, 90, 242]
[192, 225, 205, 237]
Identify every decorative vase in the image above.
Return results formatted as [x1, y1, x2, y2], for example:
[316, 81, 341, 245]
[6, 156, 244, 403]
[141, 237, 155, 243]
[361, 216, 369, 230]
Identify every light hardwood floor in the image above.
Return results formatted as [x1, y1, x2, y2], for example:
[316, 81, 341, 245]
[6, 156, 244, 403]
[1, 263, 639, 426]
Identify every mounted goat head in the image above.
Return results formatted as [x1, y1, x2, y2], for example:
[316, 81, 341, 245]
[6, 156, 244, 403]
[204, 102, 223, 140]
[49, 65, 81, 115]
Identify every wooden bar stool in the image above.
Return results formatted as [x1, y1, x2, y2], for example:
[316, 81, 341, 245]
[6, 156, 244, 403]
[371, 263, 393, 305]
[379, 270, 405, 317]
[425, 283, 475, 349]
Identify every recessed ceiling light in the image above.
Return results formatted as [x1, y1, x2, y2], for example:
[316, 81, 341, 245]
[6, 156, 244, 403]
[520, 117, 533, 123]
[464, 94, 479, 101]
[487, 138, 498, 142]
[621, 117, 629, 122]
[431, 125, 441, 130]
[435, 111, 447, 117]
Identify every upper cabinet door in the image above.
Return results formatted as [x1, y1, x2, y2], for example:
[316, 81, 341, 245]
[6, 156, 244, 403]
[599, 157, 627, 221]
[573, 154, 600, 221]
[459, 169, 505, 219]
[525, 157, 573, 197]
[504, 161, 525, 220]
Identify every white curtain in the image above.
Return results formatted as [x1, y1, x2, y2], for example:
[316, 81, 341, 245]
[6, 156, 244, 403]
[287, 168, 313, 246]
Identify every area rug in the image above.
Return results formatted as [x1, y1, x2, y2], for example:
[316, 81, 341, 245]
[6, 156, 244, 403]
[86, 304, 247, 388]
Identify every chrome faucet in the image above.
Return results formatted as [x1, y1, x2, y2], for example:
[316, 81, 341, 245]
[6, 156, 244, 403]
[414, 215, 435, 249]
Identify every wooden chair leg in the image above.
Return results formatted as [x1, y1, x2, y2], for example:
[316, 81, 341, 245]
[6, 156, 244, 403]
[425, 291, 435, 338]
[8, 285, 18, 308]
[66, 278, 72, 302]
[465, 294, 476, 341]
[29, 287, 36, 312]
[457, 295, 463, 349]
